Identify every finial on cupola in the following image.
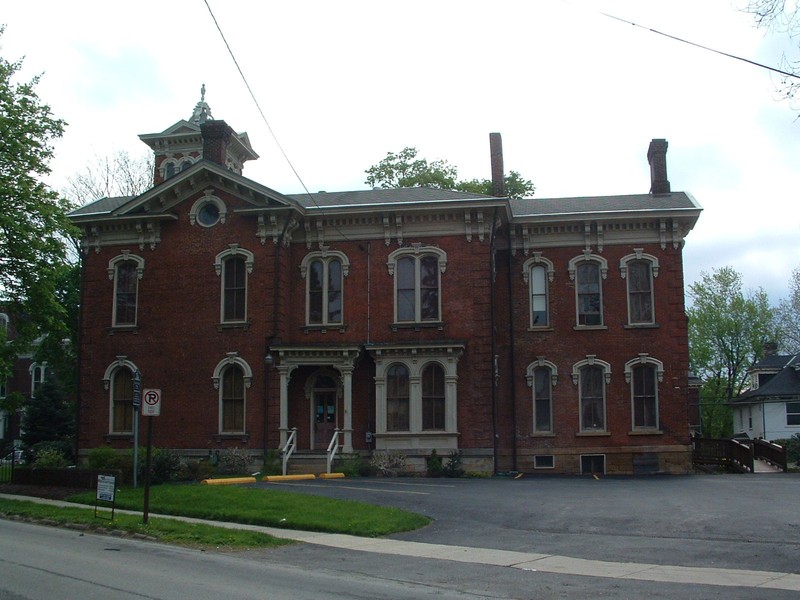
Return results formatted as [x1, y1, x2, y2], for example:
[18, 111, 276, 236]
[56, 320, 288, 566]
[190, 84, 213, 125]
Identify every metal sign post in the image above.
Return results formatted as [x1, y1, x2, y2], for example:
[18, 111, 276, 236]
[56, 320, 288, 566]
[132, 370, 141, 488]
[141, 389, 161, 525]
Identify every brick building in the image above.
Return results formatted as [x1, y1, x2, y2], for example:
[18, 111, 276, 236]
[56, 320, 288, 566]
[69, 97, 701, 474]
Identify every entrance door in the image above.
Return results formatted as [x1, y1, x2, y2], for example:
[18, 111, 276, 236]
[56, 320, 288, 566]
[314, 390, 337, 450]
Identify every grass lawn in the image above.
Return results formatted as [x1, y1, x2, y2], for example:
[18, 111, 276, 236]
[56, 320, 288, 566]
[67, 483, 431, 537]
[0, 496, 292, 550]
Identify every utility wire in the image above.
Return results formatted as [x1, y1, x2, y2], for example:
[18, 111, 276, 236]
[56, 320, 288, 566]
[592, 7, 800, 80]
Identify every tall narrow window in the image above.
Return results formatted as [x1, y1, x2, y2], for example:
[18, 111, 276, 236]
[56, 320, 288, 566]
[530, 265, 549, 326]
[533, 367, 552, 433]
[628, 261, 654, 324]
[221, 365, 245, 433]
[422, 363, 445, 430]
[114, 261, 138, 326]
[386, 364, 410, 432]
[307, 258, 343, 325]
[631, 364, 658, 429]
[580, 365, 605, 431]
[388, 247, 446, 325]
[112, 368, 134, 434]
[30, 363, 46, 396]
[786, 402, 800, 426]
[223, 256, 246, 322]
[577, 262, 602, 326]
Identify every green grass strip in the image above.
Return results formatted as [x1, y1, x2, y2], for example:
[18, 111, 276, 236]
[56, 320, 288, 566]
[68, 484, 430, 537]
[0, 497, 292, 550]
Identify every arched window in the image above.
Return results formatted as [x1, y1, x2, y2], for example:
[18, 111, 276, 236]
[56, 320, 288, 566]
[111, 367, 134, 434]
[300, 251, 349, 327]
[569, 253, 607, 327]
[386, 364, 410, 432]
[533, 367, 553, 432]
[221, 365, 245, 433]
[572, 357, 611, 432]
[29, 362, 47, 396]
[388, 246, 447, 324]
[620, 251, 659, 325]
[215, 245, 254, 324]
[108, 253, 144, 327]
[422, 363, 445, 430]
[522, 254, 554, 328]
[625, 355, 664, 431]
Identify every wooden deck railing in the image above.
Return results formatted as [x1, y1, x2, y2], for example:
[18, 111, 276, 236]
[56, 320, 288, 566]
[691, 437, 753, 473]
[753, 438, 788, 472]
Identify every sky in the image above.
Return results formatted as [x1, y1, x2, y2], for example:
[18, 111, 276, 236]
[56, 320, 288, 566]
[3, 0, 799, 303]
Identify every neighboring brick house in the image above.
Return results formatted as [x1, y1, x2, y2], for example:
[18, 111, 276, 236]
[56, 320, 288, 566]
[732, 353, 800, 441]
[68, 96, 701, 474]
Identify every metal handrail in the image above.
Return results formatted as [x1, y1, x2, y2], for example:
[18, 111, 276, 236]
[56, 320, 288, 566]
[281, 428, 298, 476]
[326, 428, 341, 474]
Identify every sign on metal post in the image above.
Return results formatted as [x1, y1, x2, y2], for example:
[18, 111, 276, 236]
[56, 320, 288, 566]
[142, 389, 162, 417]
[132, 370, 141, 488]
[95, 474, 117, 520]
[132, 370, 142, 409]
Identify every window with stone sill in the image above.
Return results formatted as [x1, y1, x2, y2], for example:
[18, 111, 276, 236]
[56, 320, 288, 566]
[213, 354, 253, 435]
[569, 253, 607, 327]
[387, 246, 447, 325]
[522, 254, 554, 328]
[572, 357, 611, 432]
[108, 253, 144, 327]
[215, 245, 254, 324]
[300, 250, 350, 327]
[620, 251, 659, 325]
[527, 359, 558, 434]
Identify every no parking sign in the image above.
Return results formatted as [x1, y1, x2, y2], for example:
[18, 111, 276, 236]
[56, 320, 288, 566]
[142, 388, 162, 416]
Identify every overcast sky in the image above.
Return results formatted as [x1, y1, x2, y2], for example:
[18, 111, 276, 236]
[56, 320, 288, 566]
[3, 0, 799, 303]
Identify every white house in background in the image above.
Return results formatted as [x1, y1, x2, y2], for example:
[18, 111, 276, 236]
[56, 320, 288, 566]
[732, 353, 800, 441]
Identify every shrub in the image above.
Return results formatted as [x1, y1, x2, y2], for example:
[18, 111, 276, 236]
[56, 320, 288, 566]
[147, 448, 181, 484]
[370, 450, 406, 477]
[217, 447, 250, 475]
[775, 434, 800, 465]
[32, 448, 69, 469]
[337, 453, 367, 477]
[86, 446, 126, 471]
[443, 450, 464, 478]
[262, 449, 282, 476]
[426, 449, 443, 477]
[176, 459, 216, 482]
[31, 440, 73, 463]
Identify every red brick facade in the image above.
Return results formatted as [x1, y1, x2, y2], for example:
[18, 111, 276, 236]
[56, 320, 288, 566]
[70, 112, 701, 475]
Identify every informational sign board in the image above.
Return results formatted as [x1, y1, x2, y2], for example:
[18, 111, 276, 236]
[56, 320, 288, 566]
[96, 474, 116, 503]
[142, 388, 162, 416]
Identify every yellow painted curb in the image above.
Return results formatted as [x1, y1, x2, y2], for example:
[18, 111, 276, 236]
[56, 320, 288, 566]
[319, 472, 346, 479]
[262, 474, 316, 482]
[200, 476, 256, 485]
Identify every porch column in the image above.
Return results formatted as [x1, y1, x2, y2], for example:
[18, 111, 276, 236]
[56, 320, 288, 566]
[341, 366, 354, 453]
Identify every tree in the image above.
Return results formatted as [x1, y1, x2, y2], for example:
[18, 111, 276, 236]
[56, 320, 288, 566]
[365, 147, 534, 199]
[743, 1, 800, 106]
[20, 379, 75, 458]
[63, 149, 153, 204]
[687, 267, 780, 436]
[0, 27, 75, 384]
[776, 265, 800, 352]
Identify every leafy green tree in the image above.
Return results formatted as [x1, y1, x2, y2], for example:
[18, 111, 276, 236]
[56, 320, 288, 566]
[776, 265, 800, 353]
[20, 379, 75, 454]
[0, 27, 75, 383]
[687, 267, 780, 436]
[365, 147, 534, 199]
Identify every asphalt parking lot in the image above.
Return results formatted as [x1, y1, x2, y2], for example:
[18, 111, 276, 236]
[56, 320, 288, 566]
[254, 473, 800, 575]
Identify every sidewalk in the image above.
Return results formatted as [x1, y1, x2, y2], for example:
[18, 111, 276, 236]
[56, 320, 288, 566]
[3, 493, 799, 593]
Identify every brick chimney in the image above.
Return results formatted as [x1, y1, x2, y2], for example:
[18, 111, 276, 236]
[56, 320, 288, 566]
[647, 138, 670, 195]
[490, 132, 505, 197]
[201, 120, 236, 167]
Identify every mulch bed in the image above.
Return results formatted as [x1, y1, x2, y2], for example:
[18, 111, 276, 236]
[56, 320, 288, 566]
[0, 483, 88, 501]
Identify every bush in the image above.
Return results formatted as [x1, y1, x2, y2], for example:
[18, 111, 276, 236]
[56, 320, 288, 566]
[147, 448, 180, 484]
[84, 446, 180, 484]
[443, 450, 464, 478]
[86, 446, 127, 471]
[217, 447, 251, 475]
[31, 440, 73, 464]
[370, 450, 406, 477]
[426, 449, 443, 477]
[176, 459, 216, 482]
[775, 434, 800, 465]
[32, 448, 69, 469]
[336, 453, 368, 477]
[262, 449, 282, 476]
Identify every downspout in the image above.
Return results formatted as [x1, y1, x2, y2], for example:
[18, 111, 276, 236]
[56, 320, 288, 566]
[506, 223, 518, 472]
[263, 210, 293, 458]
[488, 207, 499, 474]
[74, 243, 86, 462]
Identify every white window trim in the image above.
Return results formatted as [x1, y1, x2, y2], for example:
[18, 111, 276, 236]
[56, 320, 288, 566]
[624, 354, 664, 431]
[387, 245, 447, 324]
[526, 358, 558, 433]
[215, 244, 254, 324]
[29, 362, 47, 394]
[568, 252, 608, 328]
[572, 356, 611, 433]
[787, 402, 800, 427]
[213, 353, 253, 435]
[103, 357, 139, 435]
[619, 249, 659, 325]
[522, 253, 554, 328]
[108, 251, 145, 327]
[300, 249, 350, 326]
[189, 190, 227, 227]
